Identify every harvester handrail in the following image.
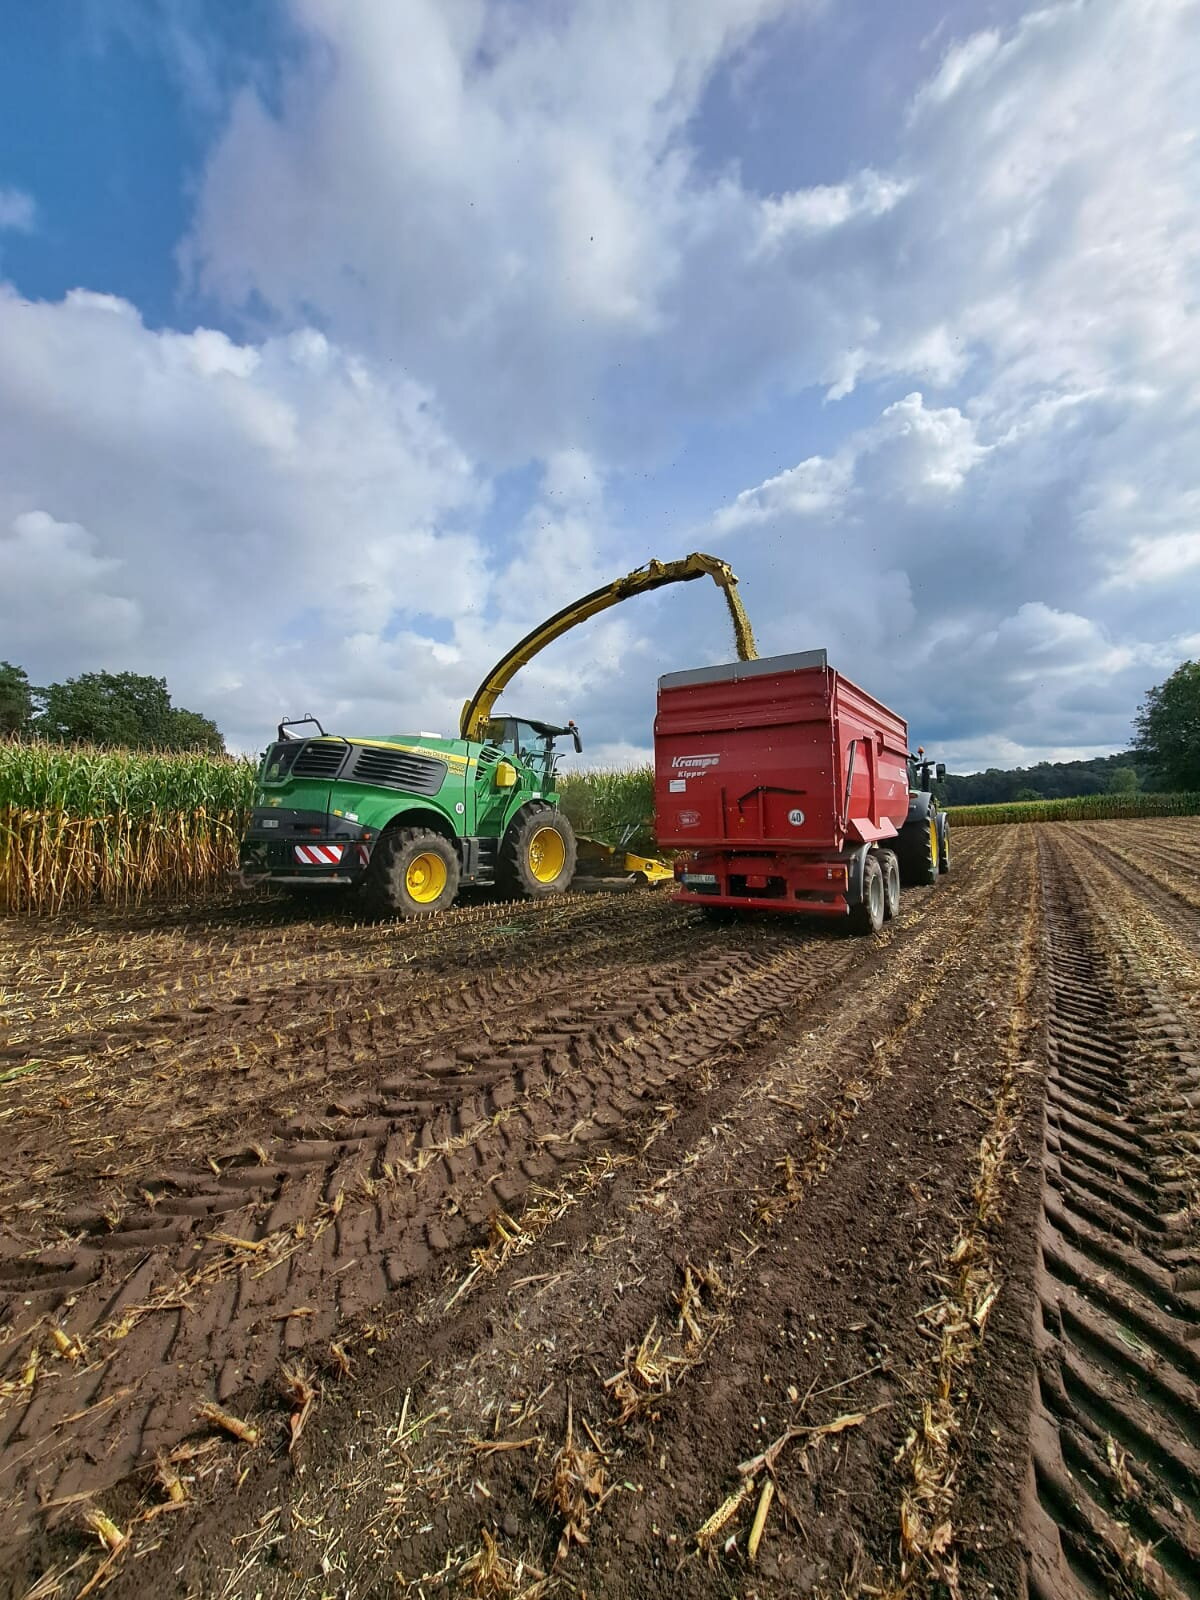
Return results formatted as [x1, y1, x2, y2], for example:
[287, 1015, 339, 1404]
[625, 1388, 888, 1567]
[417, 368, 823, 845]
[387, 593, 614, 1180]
[459, 551, 758, 742]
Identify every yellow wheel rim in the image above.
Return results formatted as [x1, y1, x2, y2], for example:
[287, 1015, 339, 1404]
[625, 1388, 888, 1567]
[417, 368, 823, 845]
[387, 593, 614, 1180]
[929, 819, 939, 865]
[405, 850, 447, 904]
[528, 825, 566, 884]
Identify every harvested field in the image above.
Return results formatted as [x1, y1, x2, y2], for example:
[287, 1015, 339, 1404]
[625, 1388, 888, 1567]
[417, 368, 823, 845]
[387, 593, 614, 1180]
[0, 818, 1197, 1599]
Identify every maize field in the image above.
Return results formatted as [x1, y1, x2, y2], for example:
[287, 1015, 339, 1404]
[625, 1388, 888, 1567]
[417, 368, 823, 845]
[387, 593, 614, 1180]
[6, 740, 1198, 915]
[0, 745, 654, 913]
[2, 814, 1199, 1600]
[948, 789, 1200, 825]
[0, 743, 257, 915]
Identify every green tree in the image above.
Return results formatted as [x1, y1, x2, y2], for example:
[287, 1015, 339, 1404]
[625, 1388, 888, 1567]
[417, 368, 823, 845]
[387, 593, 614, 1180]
[164, 706, 225, 753]
[1134, 660, 1200, 791]
[1106, 765, 1139, 795]
[0, 662, 34, 736]
[33, 671, 224, 752]
[1015, 786, 1040, 801]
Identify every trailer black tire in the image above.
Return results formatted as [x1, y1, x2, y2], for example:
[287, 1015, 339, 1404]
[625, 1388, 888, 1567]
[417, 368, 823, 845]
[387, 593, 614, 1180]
[879, 850, 901, 919]
[362, 827, 460, 918]
[848, 854, 886, 935]
[897, 813, 939, 888]
[937, 814, 950, 874]
[497, 806, 577, 899]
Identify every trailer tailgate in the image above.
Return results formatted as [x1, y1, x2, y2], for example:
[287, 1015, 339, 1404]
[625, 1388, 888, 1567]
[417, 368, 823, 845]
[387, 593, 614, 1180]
[654, 651, 840, 851]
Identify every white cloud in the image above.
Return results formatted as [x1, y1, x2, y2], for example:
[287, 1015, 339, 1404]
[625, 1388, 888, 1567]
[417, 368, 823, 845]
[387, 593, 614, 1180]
[756, 170, 910, 250]
[0, 510, 141, 653]
[715, 453, 851, 529]
[0, 187, 36, 232]
[910, 29, 1001, 114]
[184, 0, 1200, 466]
[5, 0, 1199, 772]
[0, 286, 487, 747]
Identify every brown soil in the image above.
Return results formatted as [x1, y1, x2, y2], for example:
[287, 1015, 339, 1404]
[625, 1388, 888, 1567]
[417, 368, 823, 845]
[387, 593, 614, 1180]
[0, 818, 1196, 1600]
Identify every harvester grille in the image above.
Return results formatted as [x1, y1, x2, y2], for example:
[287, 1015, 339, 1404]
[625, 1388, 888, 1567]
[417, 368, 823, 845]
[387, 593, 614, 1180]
[290, 741, 350, 779]
[350, 746, 447, 795]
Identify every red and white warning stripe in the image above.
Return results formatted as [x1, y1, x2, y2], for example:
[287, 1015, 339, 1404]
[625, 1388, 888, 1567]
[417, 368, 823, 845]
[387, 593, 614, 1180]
[294, 843, 345, 866]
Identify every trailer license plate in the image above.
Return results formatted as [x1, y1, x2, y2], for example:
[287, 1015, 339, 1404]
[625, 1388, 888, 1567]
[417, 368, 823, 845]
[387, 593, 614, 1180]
[682, 873, 717, 887]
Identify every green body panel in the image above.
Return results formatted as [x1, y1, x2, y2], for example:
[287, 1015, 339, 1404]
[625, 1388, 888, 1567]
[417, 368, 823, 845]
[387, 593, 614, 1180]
[254, 732, 560, 840]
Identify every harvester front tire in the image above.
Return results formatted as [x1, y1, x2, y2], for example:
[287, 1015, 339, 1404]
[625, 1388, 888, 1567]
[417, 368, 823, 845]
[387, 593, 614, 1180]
[879, 850, 901, 919]
[362, 827, 460, 918]
[937, 814, 950, 875]
[498, 807, 577, 899]
[848, 854, 886, 936]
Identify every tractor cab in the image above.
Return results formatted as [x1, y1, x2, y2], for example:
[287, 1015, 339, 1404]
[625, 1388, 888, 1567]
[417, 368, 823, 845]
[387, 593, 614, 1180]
[908, 747, 946, 794]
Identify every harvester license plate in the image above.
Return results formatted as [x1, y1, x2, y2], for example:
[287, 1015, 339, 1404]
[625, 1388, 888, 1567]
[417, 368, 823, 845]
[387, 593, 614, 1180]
[682, 873, 717, 887]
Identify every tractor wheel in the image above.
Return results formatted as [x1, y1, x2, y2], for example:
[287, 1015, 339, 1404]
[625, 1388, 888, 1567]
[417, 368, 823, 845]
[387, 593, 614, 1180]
[848, 854, 886, 935]
[878, 850, 901, 919]
[497, 806, 577, 899]
[898, 813, 939, 887]
[937, 814, 950, 875]
[362, 827, 460, 918]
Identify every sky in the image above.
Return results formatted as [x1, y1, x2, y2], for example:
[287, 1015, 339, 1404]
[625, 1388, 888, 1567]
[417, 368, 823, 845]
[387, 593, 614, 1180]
[1, 0, 1198, 771]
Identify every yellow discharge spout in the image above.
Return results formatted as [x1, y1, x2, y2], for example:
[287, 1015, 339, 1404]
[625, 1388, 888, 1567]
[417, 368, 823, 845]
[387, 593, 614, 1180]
[460, 551, 758, 742]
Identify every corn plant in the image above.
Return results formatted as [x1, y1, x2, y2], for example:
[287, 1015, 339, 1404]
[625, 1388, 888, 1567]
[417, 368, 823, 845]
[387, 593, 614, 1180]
[557, 766, 656, 856]
[0, 741, 257, 913]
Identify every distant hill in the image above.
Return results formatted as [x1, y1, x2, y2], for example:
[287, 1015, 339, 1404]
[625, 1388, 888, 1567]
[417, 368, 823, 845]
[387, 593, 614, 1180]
[939, 752, 1146, 808]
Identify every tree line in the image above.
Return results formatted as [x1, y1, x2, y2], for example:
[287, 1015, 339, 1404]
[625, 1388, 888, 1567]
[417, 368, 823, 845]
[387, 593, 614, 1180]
[940, 660, 1200, 804]
[0, 662, 225, 753]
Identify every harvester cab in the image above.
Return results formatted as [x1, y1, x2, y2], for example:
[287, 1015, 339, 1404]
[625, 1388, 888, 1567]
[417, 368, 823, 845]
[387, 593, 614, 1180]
[483, 716, 582, 788]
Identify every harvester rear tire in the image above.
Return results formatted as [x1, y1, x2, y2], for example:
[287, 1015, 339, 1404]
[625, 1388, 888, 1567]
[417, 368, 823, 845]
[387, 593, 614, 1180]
[879, 850, 901, 919]
[497, 806, 577, 899]
[362, 827, 460, 918]
[937, 814, 950, 874]
[848, 854, 886, 935]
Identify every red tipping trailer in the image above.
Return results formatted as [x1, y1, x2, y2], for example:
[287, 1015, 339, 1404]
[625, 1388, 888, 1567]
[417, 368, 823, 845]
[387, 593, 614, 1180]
[654, 649, 948, 934]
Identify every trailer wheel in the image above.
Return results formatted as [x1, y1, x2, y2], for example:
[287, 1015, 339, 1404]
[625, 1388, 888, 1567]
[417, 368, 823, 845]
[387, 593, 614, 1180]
[937, 814, 950, 875]
[848, 854, 886, 935]
[362, 827, 460, 918]
[498, 806, 577, 899]
[878, 850, 901, 919]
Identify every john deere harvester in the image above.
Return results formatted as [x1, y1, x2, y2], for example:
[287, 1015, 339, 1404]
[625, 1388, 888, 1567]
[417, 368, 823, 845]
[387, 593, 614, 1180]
[239, 554, 757, 916]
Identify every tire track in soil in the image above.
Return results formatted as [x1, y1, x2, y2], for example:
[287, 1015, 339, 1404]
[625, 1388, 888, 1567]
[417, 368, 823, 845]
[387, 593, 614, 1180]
[1, 888, 698, 1046]
[0, 897, 746, 1227]
[0, 868, 970, 1572]
[1061, 819, 1200, 926]
[100, 832, 1016, 1600]
[0, 837, 994, 1598]
[1024, 832, 1200, 1600]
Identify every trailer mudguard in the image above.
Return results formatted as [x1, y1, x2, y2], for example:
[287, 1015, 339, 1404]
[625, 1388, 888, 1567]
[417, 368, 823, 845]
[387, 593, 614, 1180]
[846, 841, 873, 909]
